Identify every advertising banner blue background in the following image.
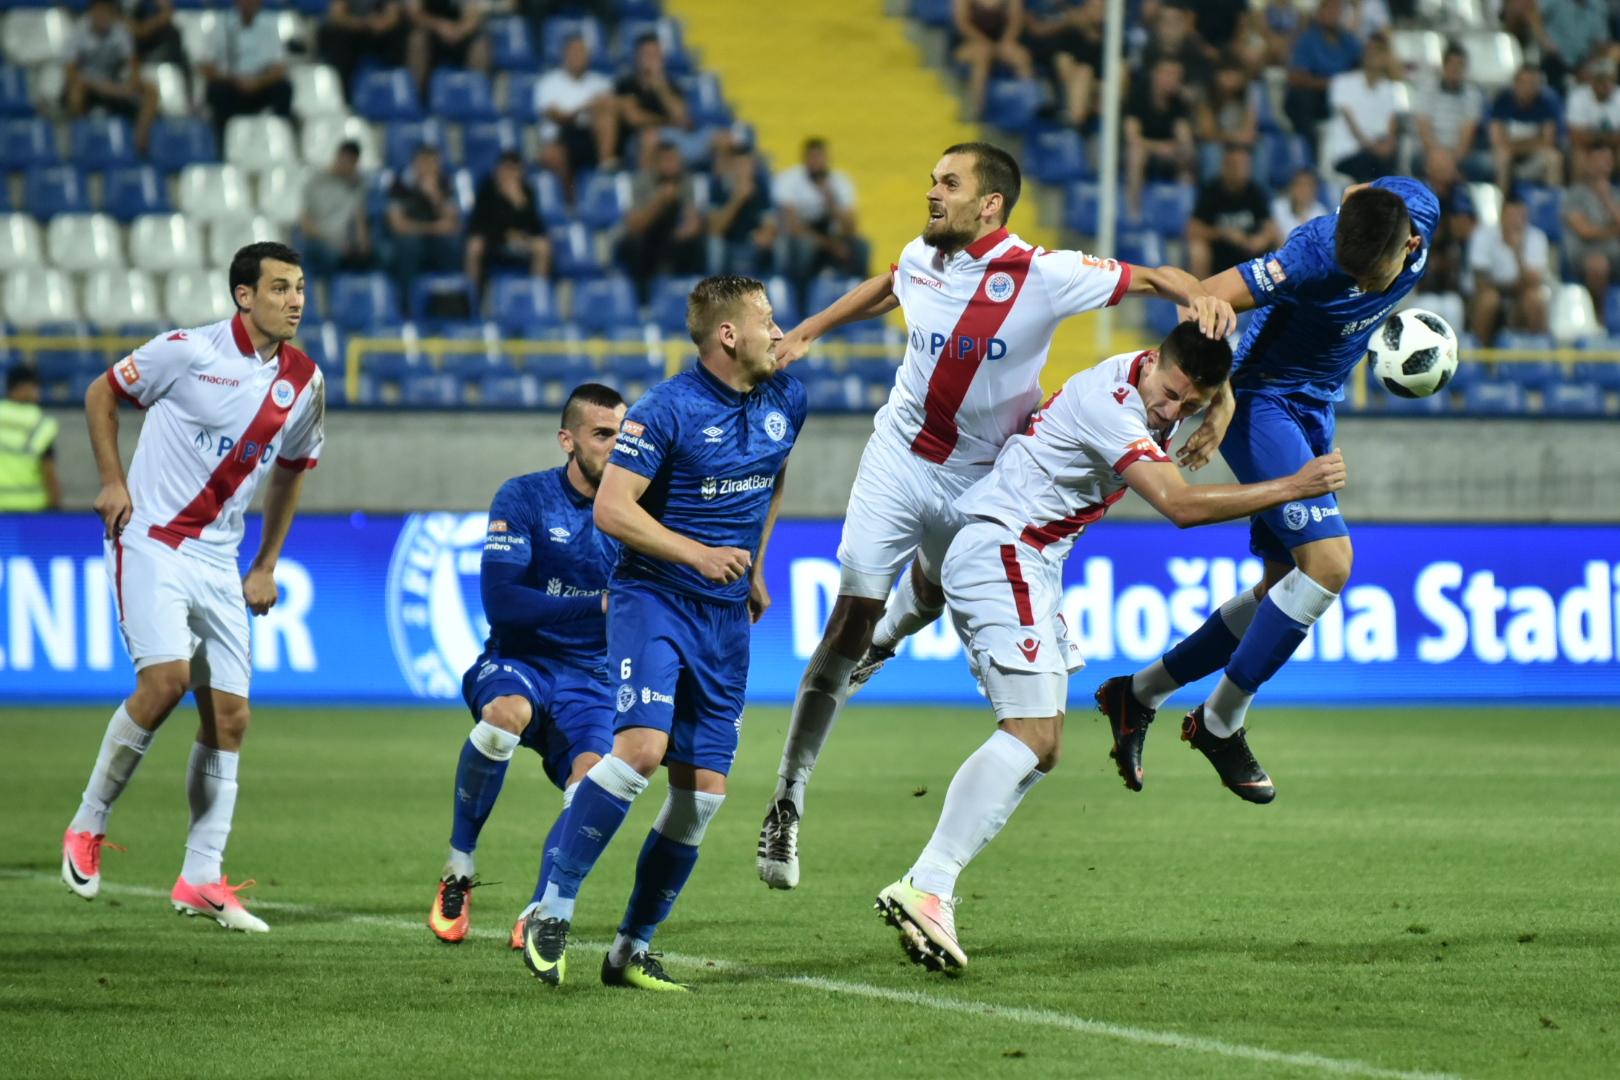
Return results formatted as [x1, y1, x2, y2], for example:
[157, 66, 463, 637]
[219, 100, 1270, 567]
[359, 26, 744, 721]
[1, 513, 1616, 704]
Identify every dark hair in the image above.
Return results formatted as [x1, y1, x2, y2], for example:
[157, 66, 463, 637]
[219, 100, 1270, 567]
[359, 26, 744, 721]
[561, 382, 625, 428]
[1334, 186, 1411, 281]
[1158, 321, 1233, 390]
[496, 148, 523, 167]
[414, 142, 439, 158]
[804, 137, 827, 154]
[6, 365, 40, 393]
[1443, 41, 1466, 63]
[686, 274, 766, 345]
[941, 141, 1021, 224]
[337, 139, 361, 158]
[634, 32, 660, 50]
[229, 242, 302, 310]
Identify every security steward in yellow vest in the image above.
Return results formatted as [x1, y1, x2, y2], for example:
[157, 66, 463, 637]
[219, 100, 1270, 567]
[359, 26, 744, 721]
[0, 366, 61, 511]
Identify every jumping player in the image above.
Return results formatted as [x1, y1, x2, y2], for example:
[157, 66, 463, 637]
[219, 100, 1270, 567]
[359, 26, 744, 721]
[878, 322, 1346, 970]
[61, 242, 324, 932]
[428, 384, 626, 948]
[1096, 177, 1439, 802]
[758, 141, 1236, 889]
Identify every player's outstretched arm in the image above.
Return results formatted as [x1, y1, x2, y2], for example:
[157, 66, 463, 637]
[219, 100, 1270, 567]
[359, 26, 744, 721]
[243, 465, 307, 614]
[1122, 450, 1346, 529]
[777, 272, 898, 366]
[84, 374, 131, 538]
[747, 465, 788, 623]
[594, 463, 753, 585]
[1123, 264, 1244, 339]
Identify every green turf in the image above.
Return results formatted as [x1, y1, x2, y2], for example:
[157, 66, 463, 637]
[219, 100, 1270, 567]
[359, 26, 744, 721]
[2, 704, 1616, 1079]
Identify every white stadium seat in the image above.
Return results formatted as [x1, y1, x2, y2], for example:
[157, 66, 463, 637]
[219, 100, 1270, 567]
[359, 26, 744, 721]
[2, 9, 72, 66]
[84, 269, 163, 329]
[176, 164, 254, 223]
[172, 11, 220, 68]
[144, 62, 191, 118]
[0, 214, 45, 268]
[3, 269, 80, 329]
[1551, 283, 1599, 346]
[1390, 30, 1444, 76]
[1444, 0, 1487, 31]
[300, 115, 382, 172]
[292, 64, 347, 121]
[128, 213, 206, 272]
[46, 214, 125, 273]
[1460, 31, 1521, 92]
[225, 115, 300, 174]
[207, 215, 282, 267]
[255, 164, 312, 227]
[1468, 182, 1502, 228]
[164, 268, 235, 328]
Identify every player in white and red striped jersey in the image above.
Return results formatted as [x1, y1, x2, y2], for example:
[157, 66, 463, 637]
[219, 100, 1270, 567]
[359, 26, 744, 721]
[874, 322, 1346, 971]
[757, 141, 1237, 890]
[61, 242, 323, 932]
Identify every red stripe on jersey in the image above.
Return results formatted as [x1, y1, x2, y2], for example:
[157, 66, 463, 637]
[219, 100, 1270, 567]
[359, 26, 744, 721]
[274, 455, 318, 472]
[1000, 543, 1035, 626]
[113, 535, 126, 621]
[1127, 349, 1153, 386]
[910, 244, 1035, 464]
[1112, 443, 1172, 474]
[1023, 389, 1062, 436]
[104, 368, 145, 410]
[148, 345, 315, 550]
[1019, 489, 1127, 552]
[964, 227, 1009, 259]
[1107, 263, 1133, 307]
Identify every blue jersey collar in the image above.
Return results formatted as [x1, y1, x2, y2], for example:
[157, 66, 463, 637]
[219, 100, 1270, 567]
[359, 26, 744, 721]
[693, 359, 749, 404]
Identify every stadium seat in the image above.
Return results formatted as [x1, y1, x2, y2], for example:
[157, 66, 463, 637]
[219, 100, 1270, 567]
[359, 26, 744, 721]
[2, 269, 80, 329]
[83, 268, 162, 330]
[206, 215, 280, 267]
[1380, 387, 1450, 414]
[291, 63, 347, 120]
[171, 10, 220, 70]
[1605, 287, 1620, 334]
[224, 115, 300, 174]
[541, 17, 606, 68]
[489, 276, 560, 334]
[24, 166, 88, 219]
[1574, 358, 1620, 390]
[352, 68, 422, 122]
[619, 17, 690, 75]
[71, 118, 136, 170]
[1458, 30, 1520, 91]
[1463, 380, 1526, 414]
[408, 273, 477, 324]
[145, 62, 189, 117]
[1519, 185, 1562, 244]
[762, 275, 800, 331]
[164, 268, 235, 327]
[799, 367, 860, 411]
[1467, 181, 1502, 227]
[1141, 183, 1195, 239]
[1390, 29, 1444, 75]
[297, 321, 345, 376]
[478, 372, 543, 408]
[1543, 381, 1606, 416]
[127, 213, 205, 272]
[570, 276, 639, 334]
[434, 322, 503, 376]
[649, 275, 702, 334]
[504, 71, 541, 122]
[1262, 131, 1312, 191]
[0, 64, 29, 117]
[682, 71, 731, 128]
[175, 164, 254, 223]
[461, 120, 519, 180]
[1550, 283, 1599, 345]
[577, 171, 633, 232]
[1025, 130, 1090, 185]
[384, 119, 449, 171]
[45, 213, 123, 272]
[0, 213, 44, 268]
[549, 223, 602, 279]
[1064, 181, 1100, 236]
[254, 163, 311, 227]
[148, 118, 219, 172]
[529, 167, 568, 222]
[300, 115, 381, 171]
[983, 79, 1042, 134]
[329, 272, 401, 330]
[1490, 358, 1560, 391]
[2, 117, 57, 168]
[910, 0, 955, 28]
[429, 69, 497, 123]
[402, 370, 465, 407]
[1, 8, 71, 66]
[486, 15, 535, 70]
[1115, 227, 1164, 269]
[103, 164, 171, 221]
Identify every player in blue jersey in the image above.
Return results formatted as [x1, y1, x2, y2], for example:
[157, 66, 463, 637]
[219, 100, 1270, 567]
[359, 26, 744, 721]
[1096, 176, 1440, 801]
[520, 275, 804, 991]
[429, 383, 626, 947]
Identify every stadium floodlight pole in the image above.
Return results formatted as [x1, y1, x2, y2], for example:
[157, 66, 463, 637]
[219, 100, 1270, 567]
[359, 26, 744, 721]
[1095, 0, 1126, 345]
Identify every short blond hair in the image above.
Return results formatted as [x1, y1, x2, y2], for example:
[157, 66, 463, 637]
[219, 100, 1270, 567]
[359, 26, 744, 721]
[686, 274, 766, 346]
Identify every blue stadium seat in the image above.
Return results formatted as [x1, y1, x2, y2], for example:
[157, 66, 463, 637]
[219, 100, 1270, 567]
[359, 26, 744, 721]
[1, 118, 56, 168]
[102, 165, 170, 221]
[1145, 298, 1182, 337]
[602, 350, 662, 383]
[532, 354, 602, 404]
[984, 79, 1043, 134]
[24, 166, 88, 218]
[799, 368, 860, 411]
[1464, 381, 1527, 414]
[577, 171, 632, 231]
[505, 72, 542, 122]
[1115, 227, 1163, 268]
[1543, 380, 1606, 416]
[0, 65, 31, 117]
[550, 223, 602, 278]
[1263, 132, 1312, 191]
[486, 15, 535, 70]
[1380, 388, 1449, 414]
[384, 120, 449, 171]
[542, 16, 607, 67]
[1492, 359, 1561, 390]
[571, 276, 640, 334]
[807, 275, 861, 319]
[462, 120, 519, 180]
[363, 346, 418, 380]
[402, 370, 465, 407]
[530, 168, 568, 223]
[682, 72, 731, 128]
[329, 272, 401, 330]
[1065, 181, 1100, 236]
[489, 276, 560, 334]
[762, 275, 800, 330]
[1026, 130, 1090, 185]
[409, 272, 477, 324]
[296, 321, 345, 376]
[1573, 360, 1620, 390]
[619, 18, 690, 75]
[1142, 182, 1195, 239]
[478, 372, 543, 408]
[352, 68, 422, 122]
[910, 0, 955, 28]
[71, 118, 135, 170]
[148, 118, 217, 172]
[847, 357, 898, 386]
[650, 275, 703, 334]
[1520, 184, 1563, 244]
[429, 69, 497, 123]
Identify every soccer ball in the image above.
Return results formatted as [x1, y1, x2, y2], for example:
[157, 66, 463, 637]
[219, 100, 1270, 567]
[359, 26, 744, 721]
[1367, 308, 1459, 399]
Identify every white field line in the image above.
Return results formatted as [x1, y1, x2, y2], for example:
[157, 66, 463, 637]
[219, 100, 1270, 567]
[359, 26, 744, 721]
[1, 870, 1464, 1080]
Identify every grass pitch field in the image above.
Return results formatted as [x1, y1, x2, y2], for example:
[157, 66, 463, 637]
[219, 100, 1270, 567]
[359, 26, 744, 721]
[2, 703, 1617, 1079]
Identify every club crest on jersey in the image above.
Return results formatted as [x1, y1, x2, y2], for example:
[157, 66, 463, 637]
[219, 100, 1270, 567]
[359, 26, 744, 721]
[271, 379, 296, 409]
[617, 684, 636, 713]
[1283, 502, 1310, 531]
[764, 411, 788, 441]
[985, 271, 1017, 302]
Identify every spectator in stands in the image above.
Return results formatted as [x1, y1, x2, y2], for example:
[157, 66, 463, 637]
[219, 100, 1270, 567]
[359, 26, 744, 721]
[300, 139, 371, 277]
[200, 0, 293, 140]
[1341, 0, 1390, 42]
[1284, 0, 1362, 157]
[1021, 0, 1102, 128]
[0, 368, 60, 513]
[1542, 0, 1608, 88]
[1499, 0, 1566, 90]
[405, 0, 489, 97]
[318, 0, 408, 96]
[1140, 3, 1214, 92]
[125, 0, 189, 85]
[1422, 146, 1475, 298]
[1255, 0, 1303, 70]
[65, 0, 158, 155]
[707, 140, 776, 277]
[536, 35, 619, 188]
[520, 0, 616, 36]
[386, 143, 463, 298]
[1176, 0, 1250, 58]
[1322, 33, 1402, 183]
[615, 33, 691, 169]
[1270, 166, 1328, 238]
[1414, 44, 1486, 178]
[775, 137, 870, 292]
[1562, 145, 1620, 318]
[619, 141, 705, 302]
[1469, 195, 1550, 345]
[1489, 65, 1565, 196]
[1187, 144, 1278, 278]
[1196, 62, 1261, 178]
[465, 150, 550, 290]
[1124, 58, 1195, 217]
[952, 0, 1036, 121]
[1568, 57, 1620, 154]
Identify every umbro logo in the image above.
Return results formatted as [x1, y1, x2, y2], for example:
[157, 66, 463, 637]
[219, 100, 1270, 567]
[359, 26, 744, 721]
[548, 526, 571, 542]
[580, 826, 604, 841]
[702, 425, 724, 443]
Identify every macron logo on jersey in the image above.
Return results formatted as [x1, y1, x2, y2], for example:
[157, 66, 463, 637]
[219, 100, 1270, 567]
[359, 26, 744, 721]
[908, 327, 1009, 362]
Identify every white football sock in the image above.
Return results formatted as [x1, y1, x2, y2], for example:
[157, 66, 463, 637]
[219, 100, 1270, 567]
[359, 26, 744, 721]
[773, 641, 858, 814]
[607, 932, 649, 967]
[70, 704, 154, 835]
[1132, 586, 1263, 710]
[469, 720, 521, 761]
[872, 571, 945, 651]
[445, 849, 475, 881]
[908, 730, 1043, 898]
[1202, 677, 1252, 738]
[182, 743, 240, 885]
[1204, 573, 1337, 736]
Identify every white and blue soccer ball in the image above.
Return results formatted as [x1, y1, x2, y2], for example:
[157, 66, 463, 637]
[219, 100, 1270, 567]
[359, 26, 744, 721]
[1367, 308, 1460, 399]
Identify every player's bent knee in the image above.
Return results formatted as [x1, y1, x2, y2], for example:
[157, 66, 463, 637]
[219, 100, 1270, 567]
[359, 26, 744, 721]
[480, 695, 532, 735]
[567, 752, 602, 787]
[1296, 541, 1353, 593]
[1001, 716, 1063, 772]
[611, 728, 668, 777]
[135, 663, 191, 711]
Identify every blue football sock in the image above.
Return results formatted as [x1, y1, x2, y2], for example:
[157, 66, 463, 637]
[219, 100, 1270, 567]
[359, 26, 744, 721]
[448, 723, 519, 857]
[533, 806, 569, 906]
[1163, 610, 1243, 686]
[1224, 595, 1309, 693]
[538, 757, 648, 921]
[617, 829, 701, 947]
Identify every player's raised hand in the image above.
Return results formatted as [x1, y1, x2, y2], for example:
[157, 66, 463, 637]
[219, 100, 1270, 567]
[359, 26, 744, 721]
[1295, 449, 1347, 497]
[692, 544, 753, 585]
[94, 482, 132, 539]
[242, 566, 279, 615]
[1177, 390, 1234, 471]
[1186, 294, 1238, 339]
[774, 328, 811, 369]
